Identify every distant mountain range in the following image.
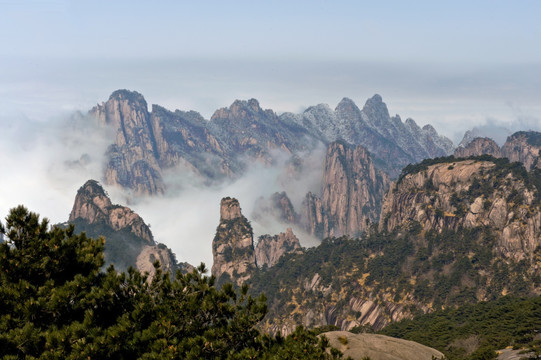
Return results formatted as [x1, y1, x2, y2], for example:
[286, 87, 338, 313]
[88, 90, 454, 195]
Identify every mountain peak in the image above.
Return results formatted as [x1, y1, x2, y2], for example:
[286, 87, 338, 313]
[230, 98, 262, 112]
[69, 180, 112, 222]
[337, 97, 356, 107]
[335, 97, 361, 115]
[368, 93, 383, 103]
[69, 179, 154, 244]
[210, 98, 268, 121]
[108, 89, 147, 107]
[362, 94, 388, 114]
[220, 197, 243, 220]
[212, 197, 256, 284]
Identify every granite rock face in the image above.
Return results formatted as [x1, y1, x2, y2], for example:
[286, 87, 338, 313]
[302, 192, 326, 239]
[255, 228, 302, 268]
[302, 141, 390, 238]
[283, 94, 454, 177]
[454, 137, 502, 158]
[90, 90, 165, 195]
[501, 131, 541, 171]
[68, 179, 178, 275]
[379, 159, 541, 261]
[211, 197, 257, 285]
[69, 179, 153, 243]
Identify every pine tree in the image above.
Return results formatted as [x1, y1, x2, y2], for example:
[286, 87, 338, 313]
[0, 206, 345, 359]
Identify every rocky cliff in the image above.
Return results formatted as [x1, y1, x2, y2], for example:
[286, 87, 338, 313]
[209, 99, 313, 165]
[454, 137, 502, 158]
[89, 90, 453, 195]
[69, 180, 178, 274]
[302, 141, 390, 238]
[501, 131, 541, 171]
[248, 156, 540, 336]
[90, 90, 165, 195]
[380, 157, 541, 261]
[454, 131, 541, 172]
[211, 197, 257, 285]
[302, 192, 326, 238]
[255, 228, 302, 268]
[282, 94, 453, 177]
[69, 179, 154, 243]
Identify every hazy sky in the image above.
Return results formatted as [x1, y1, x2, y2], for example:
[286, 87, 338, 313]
[1, 0, 540, 137]
[1, 0, 541, 266]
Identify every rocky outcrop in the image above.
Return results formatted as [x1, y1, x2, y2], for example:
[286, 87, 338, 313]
[322, 141, 390, 237]
[501, 131, 541, 171]
[211, 197, 256, 284]
[302, 141, 390, 238]
[69, 180, 178, 274]
[90, 90, 165, 195]
[136, 245, 176, 279]
[69, 179, 153, 243]
[258, 268, 418, 336]
[255, 228, 302, 268]
[252, 192, 299, 225]
[379, 158, 541, 261]
[454, 137, 502, 158]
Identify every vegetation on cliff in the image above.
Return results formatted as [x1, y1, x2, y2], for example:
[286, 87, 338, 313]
[380, 295, 541, 359]
[248, 223, 539, 334]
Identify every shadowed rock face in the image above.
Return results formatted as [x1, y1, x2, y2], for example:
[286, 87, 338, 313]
[455, 137, 502, 158]
[255, 228, 302, 268]
[211, 197, 256, 285]
[90, 90, 165, 195]
[379, 159, 541, 261]
[302, 141, 390, 238]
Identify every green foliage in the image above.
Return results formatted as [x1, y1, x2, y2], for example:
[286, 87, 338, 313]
[0, 206, 344, 359]
[398, 155, 457, 184]
[249, 220, 538, 333]
[70, 218, 148, 272]
[312, 325, 341, 335]
[380, 296, 541, 360]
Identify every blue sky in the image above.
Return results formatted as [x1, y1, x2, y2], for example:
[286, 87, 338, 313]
[1, 0, 540, 140]
[2, 0, 540, 63]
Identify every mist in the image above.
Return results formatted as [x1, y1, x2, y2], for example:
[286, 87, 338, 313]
[0, 106, 326, 268]
[124, 146, 327, 268]
[2, 78, 540, 267]
[0, 111, 113, 226]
